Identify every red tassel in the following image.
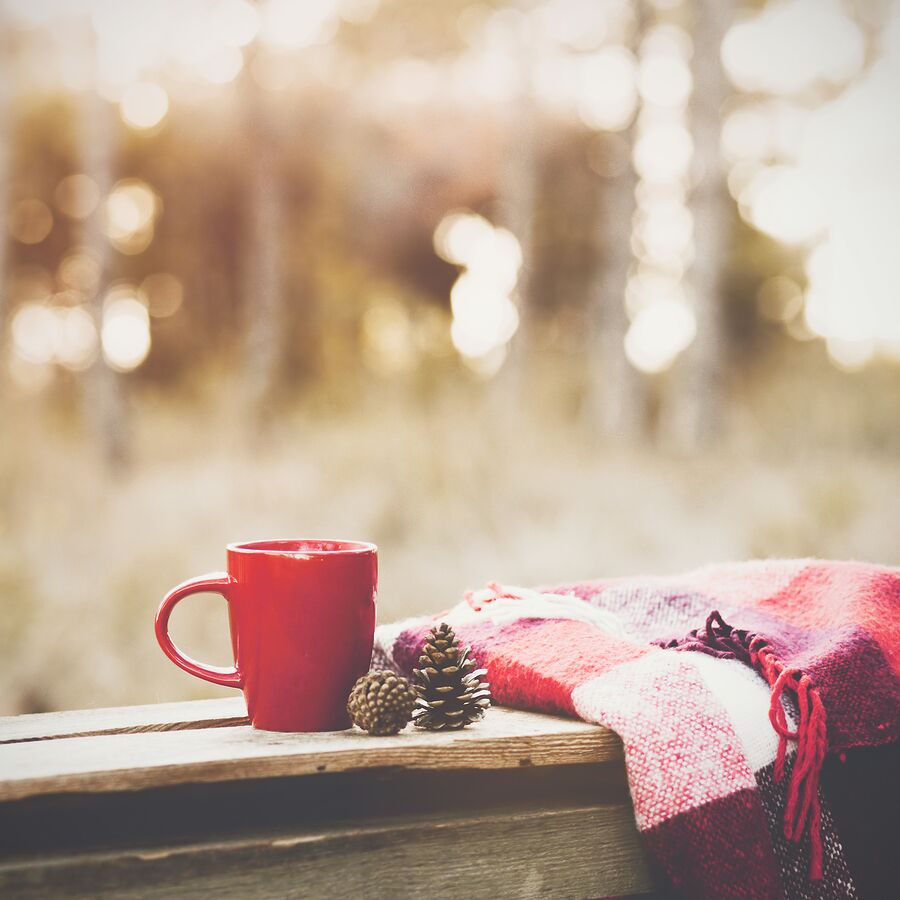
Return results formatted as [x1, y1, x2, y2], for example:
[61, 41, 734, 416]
[704, 614, 828, 881]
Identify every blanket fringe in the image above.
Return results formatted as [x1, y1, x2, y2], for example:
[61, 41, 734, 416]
[697, 611, 828, 881]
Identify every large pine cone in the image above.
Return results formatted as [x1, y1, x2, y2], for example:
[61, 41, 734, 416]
[347, 670, 417, 735]
[412, 623, 491, 730]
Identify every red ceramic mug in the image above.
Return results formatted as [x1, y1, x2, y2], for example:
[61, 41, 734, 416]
[155, 540, 377, 732]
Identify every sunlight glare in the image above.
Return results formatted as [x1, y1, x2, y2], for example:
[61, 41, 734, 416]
[576, 47, 638, 132]
[120, 83, 169, 131]
[196, 45, 244, 83]
[102, 297, 152, 371]
[434, 212, 497, 268]
[260, 0, 340, 49]
[721, 0, 865, 94]
[638, 55, 692, 109]
[11, 303, 98, 370]
[104, 180, 160, 254]
[826, 337, 875, 372]
[741, 165, 824, 245]
[215, 0, 260, 47]
[633, 121, 692, 183]
[624, 299, 697, 373]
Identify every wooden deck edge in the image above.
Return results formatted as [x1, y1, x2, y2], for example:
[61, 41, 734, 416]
[0, 698, 249, 745]
[0, 803, 653, 898]
[0, 727, 624, 802]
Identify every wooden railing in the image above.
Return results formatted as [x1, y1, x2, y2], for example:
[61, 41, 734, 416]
[0, 700, 652, 898]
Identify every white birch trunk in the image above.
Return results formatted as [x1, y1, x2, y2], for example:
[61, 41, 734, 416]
[583, 132, 645, 441]
[80, 30, 128, 469]
[494, 21, 539, 405]
[240, 47, 283, 420]
[582, 6, 646, 442]
[661, 0, 733, 450]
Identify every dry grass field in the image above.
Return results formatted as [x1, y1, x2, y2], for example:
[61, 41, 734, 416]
[2, 354, 897, 716]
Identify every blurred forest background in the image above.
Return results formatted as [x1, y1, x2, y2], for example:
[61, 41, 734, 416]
[0, 0, 898, 715]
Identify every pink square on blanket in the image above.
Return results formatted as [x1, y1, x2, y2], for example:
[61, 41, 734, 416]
[757, 562, 900, 674]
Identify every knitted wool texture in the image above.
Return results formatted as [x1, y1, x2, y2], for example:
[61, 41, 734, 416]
[372, 560, 900, 900]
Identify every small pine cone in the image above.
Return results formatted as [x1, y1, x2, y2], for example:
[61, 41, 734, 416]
[347, 670, 417, 735]
[412, 623, 492, 731]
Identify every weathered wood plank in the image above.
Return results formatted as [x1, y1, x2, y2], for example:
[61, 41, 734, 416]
[0, 764, 633, 858]
[0, 698, 249, 744]
[0, 707, 622, 802]
[0, 803, 653, 899]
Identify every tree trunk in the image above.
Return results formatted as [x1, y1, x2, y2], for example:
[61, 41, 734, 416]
[240, 47, 284, 422]
[582, 8, 646, 442]
[80, 33, 129, 470]
[582, 131, 645, 441]
[494, 21, 539, 406]
[0, 26, 11, 398]
[661, 0, 733, 450]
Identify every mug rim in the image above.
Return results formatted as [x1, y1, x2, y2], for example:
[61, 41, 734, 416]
[227, 539, 377, 556]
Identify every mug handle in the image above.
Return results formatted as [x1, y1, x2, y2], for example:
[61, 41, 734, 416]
[155, 572, 243, 689]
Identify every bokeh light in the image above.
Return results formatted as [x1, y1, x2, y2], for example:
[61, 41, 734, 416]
[195, 45, 245, 83]
[141, 273, 184, 318]
[576, 47, 638, 132]
[214, 0, 260, 47]
[11, 304, 58, 365]
[723, 0, 900, 365]
[120, 83, 169, 130]
[11, 303, 99, 371]
[633, 202, 693, 267]
[104, 179, 161, 254]
[640, 22, 692, 60]
[55, 307, 100, 371]
[54, 175, 101, 220]
[530, 0, 612, 52]
[450, 274, 520, 358]
[624, 298, 697, 374]
[434, 211, 523, 367]
[757, 275, 803, 322]
[721, 0, 865, 94]
[623, 13, 698, 376]
[259, 0, 340, 50]
[434, 212, 497, 268]
[826, 338, 875, 372]
[58, 251, 102, 295]
[740, 165, 824, 246]
[638, 54, 692, 109]
[362, 300, 416, 376]
[633, 121, 693, 183]
[721, 105, 772, 163]
[102, 294, 152, 371]
[9, 199, 53, 245]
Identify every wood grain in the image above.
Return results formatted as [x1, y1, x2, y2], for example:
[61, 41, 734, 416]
[0, 803, 653, 899]
[0, 707, 623, 802]
[0, 698, 249, 744]
[0, 702, 645, 898]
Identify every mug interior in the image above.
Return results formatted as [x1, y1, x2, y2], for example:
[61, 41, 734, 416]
[227, 539, 376, 555]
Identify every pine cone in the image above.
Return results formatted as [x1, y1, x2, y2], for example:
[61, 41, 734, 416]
[347, 670, 417, 735]
[412, 623, 492, 731]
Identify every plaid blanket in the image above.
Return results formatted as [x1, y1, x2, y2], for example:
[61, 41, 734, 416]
[374, 559, 899, 899]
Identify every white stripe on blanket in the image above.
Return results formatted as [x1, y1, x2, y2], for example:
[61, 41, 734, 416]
[572, 652, 759, 829]
[685, 652, 796, 773]
[443, 584, 631, 638]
